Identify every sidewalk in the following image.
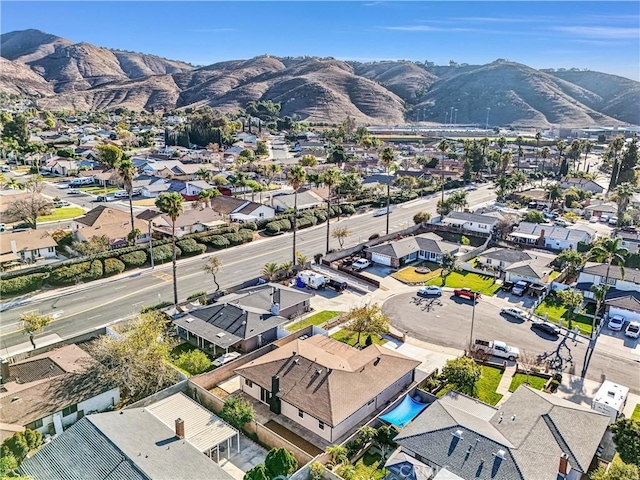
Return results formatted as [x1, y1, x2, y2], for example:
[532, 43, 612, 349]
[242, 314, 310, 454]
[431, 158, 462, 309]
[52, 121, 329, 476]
[495, 364, 517, 406]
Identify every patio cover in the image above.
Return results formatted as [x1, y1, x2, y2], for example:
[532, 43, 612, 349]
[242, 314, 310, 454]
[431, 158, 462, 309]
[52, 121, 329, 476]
[510, 232, 539, 240]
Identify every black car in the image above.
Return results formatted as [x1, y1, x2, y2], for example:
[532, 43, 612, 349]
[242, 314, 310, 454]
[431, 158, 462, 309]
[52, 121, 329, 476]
[531, 321, 561, 336]
[501, 281, 514, 292]
[327, 279, 348, 291]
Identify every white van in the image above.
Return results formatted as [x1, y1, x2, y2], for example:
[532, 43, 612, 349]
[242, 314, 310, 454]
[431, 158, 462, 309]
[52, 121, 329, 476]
[591, 380, 629, 423]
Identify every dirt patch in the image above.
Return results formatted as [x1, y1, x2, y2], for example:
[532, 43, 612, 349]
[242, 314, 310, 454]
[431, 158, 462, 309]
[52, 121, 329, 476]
[263, 420, 323, 456]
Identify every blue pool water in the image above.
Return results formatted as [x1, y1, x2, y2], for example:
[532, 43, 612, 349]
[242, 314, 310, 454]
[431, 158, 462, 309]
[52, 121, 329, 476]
[380, 394, 428, 428]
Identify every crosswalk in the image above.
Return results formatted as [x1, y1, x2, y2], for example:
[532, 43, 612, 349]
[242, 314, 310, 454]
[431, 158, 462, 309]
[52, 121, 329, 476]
[153, 272, 172, 282]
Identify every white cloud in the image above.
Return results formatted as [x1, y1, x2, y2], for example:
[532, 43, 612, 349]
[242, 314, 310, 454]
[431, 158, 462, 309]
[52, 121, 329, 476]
[554, 26, 639, 39]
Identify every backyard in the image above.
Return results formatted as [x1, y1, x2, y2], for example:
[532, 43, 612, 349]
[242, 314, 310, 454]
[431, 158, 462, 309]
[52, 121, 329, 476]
[330, 329, 386, 348]
[534, 293, 593, 336]
[170, 342, 216, 376]
[437, 365, 504, 406]
[38, 207, 85, 222]
[286, 310, 341, 332]
[508, 373, 547, 393]
[426, 271, 501, 296]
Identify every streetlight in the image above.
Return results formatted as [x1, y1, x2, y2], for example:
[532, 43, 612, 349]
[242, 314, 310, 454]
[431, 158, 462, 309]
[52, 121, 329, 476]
[444, 111, 449, 125]
[450, 107, 454, 126]
[468, 294, 477, 353]
[486, 107, 491, 130]
[454, 109, 458, 125]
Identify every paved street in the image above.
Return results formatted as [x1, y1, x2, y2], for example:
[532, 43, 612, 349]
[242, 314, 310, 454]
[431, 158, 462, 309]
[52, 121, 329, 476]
[0, 186, 497, 351]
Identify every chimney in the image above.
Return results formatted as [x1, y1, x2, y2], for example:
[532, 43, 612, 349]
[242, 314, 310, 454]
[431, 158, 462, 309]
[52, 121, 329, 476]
[558, 453, 569, 478]
[538, 229, 545, 246]
[0, 360, 9, 384]
[269, 375, 281, 414]
[175, 418, 185, 439]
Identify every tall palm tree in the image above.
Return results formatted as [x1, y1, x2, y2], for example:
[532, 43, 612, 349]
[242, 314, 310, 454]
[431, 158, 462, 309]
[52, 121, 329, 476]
[608, 135, 626, 191]
[195, 167, 213, 182]
[546, 183, 563, 209]
[556, 140, 567, 176]
[569, 140, 582, 172]
[581, 139, 594, 170]
[322, 168, 342, 253]
[379, 146, 395, 235]
[588, 237, 628, 287]
[155, 192, 184, 306]
[534, 132, 542, 164]
[497, 136, 506, 157]
[500, 150, 513, 174]
[203, 256, 223, 292]
[612, 182, 634, 218]
[287, 165, 306, 265]
[117, 158, 137, 243]
[264, 163, 282, 187]
[540, 146, 551, 177]
[436, 140, 449, 205]
[515, 135, 524, 170]
[478, 137, 489, 180]
[590, 284, 609, 339]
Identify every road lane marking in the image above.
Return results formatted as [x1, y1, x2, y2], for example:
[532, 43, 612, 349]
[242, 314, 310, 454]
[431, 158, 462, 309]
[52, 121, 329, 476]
[132, 301, 145, 306]
[88, 314, 102, 320]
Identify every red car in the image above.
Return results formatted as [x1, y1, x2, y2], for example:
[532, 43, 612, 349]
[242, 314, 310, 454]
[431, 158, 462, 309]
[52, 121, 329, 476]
[453, 288, 481, 301]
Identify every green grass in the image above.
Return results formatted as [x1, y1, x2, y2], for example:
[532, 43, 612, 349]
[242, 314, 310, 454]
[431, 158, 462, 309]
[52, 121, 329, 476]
[548, 271, 561, 282]
[79, 185, 119, 194]
[330, 329, 386, 348]
[362, 452, 383, 467]
[508, 373, 547, 393]
[38, 207, 85, 222]
[426, 271, 501, 296]
[170, 342, 216, 375]
[391, 261, 442, 284]
[476, 366, 504, 406]
[632, 404, 640, 421]
[350, 457, 387, 480]
[534, 294, 593, 335]
[286, 311, 341, 332]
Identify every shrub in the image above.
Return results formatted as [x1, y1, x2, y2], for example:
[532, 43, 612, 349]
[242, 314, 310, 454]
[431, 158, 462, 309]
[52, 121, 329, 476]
[119, 250, 147, 268]
[104, 258, 125, 276]
[224, 232, 245, 246]
[140, 301, 173, 313]
[369, 233, 380, 240]
[296, 215, 316, 229]
[242, 222, 258, 231]
[219, 395, 255, 429]
[152, 244, 181, 264]
[176, 239, 206, 256]
[265, 219, 291, 235]
[238, 229, 254, 243]
[187, 291, 208, 301]
[174, 349, 211, 375]
[340, 204, 355, 215]
[314, 211, 327, 223]
[0, 273, 49, 296]
[50, 260, 103, 285]
[202, 235, 230, 249]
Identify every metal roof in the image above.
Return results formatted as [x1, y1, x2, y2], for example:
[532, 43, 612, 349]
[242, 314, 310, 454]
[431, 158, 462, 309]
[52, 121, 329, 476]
[146, 393, 237, 453]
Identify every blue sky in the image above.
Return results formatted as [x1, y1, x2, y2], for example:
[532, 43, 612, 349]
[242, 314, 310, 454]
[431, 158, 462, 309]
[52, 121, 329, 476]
[3, 1, 639, 80]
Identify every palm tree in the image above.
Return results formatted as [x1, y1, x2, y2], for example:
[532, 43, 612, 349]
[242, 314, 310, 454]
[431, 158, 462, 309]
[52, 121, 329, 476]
[155, 192, 184, 306]
[287, 165, 306, 265]
[545, 183, 563, 209]
[231, 172, 250, 199]
[264, 163, 282, 187]
[540, 146, 551, 177]
[322, 168, 342, 253]
[117, 158, 137, 243]
[196, 167, 213, 182]
[556, 139, 567, 176]
[500, 150, 513, 174]
[568, 140, 582, 172]
[279, 261, 294, 278]
[325, 445, 348, 468]
[612, 182, 634, 219]
[379, 146, 395, 235]
[608, 135, 626, 191]
[582, 139, 594, 170]
[6, 177, 24, 190]
[534, 132, 542, 164]
[590, 284, 609, 339]
[197, 189, 212, 208]
[515, 135, 524, 170]
[262, 262, 279, 281]
[588, 237, 628, 288]
[203, 256, 223, 292]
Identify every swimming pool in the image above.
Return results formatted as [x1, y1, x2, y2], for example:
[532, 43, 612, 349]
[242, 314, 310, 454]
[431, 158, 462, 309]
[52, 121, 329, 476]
[380, 394, 428, 429]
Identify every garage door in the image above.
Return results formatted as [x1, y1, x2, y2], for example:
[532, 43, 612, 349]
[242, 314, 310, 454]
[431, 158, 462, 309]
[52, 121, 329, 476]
[371, 252, 392, 266]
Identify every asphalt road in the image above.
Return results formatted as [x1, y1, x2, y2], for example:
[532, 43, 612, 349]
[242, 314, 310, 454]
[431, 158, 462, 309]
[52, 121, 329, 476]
[0, 186, 498, 350]
[382, 291, 640, 394]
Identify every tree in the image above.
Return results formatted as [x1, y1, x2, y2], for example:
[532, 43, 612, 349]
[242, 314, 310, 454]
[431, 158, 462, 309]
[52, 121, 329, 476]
[343, 304, 390, 344]
[299, 154, 318, 167]
[380, 146, 395, 235]
[196, 167, 213, 182]
[590, 461, 639, 480]
[556, 289, 583, 330]
[279, 261, 294, 277]
[612, 182, 635, 218]
[95, 144, 123, 168]
[20, 312, 52, 349]
[523, 211, 545, 224]
[265, 447, 298, 478]
[287, 165, 306, 265]
[117, 158, 137, 243]
[90, 311, 176, 401]
[255, 140, 269, 157]
[309, 461, 327, 480]
[589, 238, 628, 286]
[440, 252, 458, 285]
[72, 234, 111, 255]
[546, 183, 563, 209]
[357, 425, 377, 445]
[332, 226, 350, 248]
[322, 168, 342, 253]
[413, 211, 431, 224]
[1, 429, 43, 464]
[590, 284, 610, 338]
[0, 453, 18, 476]
[611, 417, 640, 466]
[3, 177, 52, 229]
[463, 158, 472, 182]
[534, 132, 542, 165]
[174, 349, 210, 375]
[262, 262, 279, 281]
[442, 356, 481, 396]
[220, 394, 255, 429]
[556, 250, 584, 277]
[608, 135, 626, 191]
[244, 464, 269, 480]
[325, 444, 349, 468]
[203, 256, 223, 292]
[436, 139, 449, 205]
[617, 137, 639, 185]
[155, 192, 184, 306]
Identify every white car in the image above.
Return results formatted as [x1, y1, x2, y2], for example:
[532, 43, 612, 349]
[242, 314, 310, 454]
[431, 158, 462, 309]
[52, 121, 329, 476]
[608, 216, 618, 225]
[417, 286, 443, 297]
[589, 216, 599, 223]
[114, 190, 129, 198]
[600, 215, 609, 223]
[351, 258, 371, 271]
[607, 315, 625, 331]
[554, 218, 571, 226]
[501, 307, 527, 320]
[624, 321, 640, 339]
[68, 188, 82, 195]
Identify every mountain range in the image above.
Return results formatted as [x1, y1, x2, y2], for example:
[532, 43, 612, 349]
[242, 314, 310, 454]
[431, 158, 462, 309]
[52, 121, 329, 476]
[1, 29, 638, 127]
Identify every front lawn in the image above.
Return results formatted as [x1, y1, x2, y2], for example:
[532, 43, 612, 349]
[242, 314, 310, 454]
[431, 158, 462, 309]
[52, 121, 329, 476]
[330, 329, 386, 348]
[286, 310, 341, 332]
[426, 271, 501, 296]
[534, 293, 593, 335]
[632, 404, 640, 421]
[391, 261, 442, 284]
[476, 366, 504, 405]
[508, 373, 547, 393]
[79, 185, 119, 194]
[38, 207, 85, 222]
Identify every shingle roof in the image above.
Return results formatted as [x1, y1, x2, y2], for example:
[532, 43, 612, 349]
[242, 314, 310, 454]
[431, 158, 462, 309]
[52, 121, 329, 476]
[210, 195, 249, 214]
[444, 211, 499, 225]
[217, 283, 313, 312]
[0, 230, 57, 255]
[582, 262, 640, 283]
[480, 248, 532, 264]
[367, 233, 458, 260]
[235, 335, 419, 426]
[511, 222, 593, 243]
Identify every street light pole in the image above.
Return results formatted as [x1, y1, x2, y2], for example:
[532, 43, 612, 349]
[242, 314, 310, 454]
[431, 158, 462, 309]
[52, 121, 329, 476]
[148, 220, 154, 270]
[468, 295, 477, 353]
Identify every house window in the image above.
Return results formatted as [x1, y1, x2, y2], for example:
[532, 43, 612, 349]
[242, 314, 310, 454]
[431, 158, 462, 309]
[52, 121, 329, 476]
[367, 399, 375, 406]
[48, 247, 55, 253]
[318, 421, 325, 430]
[245, 379, 253, 388]
[298, 409, 304, 418]
[486, 259, 492, 265]
[607, 277, 616, 286]
[26, 418, 43, 430]
[62, 404, 78, 417]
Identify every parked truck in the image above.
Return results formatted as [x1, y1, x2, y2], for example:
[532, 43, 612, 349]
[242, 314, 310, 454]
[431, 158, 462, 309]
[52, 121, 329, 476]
[473, 339, 520, 360]
[298, 270, 326, 289]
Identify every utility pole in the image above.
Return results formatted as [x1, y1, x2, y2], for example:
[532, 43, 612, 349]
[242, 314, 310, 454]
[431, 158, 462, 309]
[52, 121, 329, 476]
[468, 295, 477, 353]
[486, 107, 491, 130]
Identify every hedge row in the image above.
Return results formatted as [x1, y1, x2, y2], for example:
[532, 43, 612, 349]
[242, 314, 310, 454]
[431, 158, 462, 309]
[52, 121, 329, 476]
[50, 260, 104, 285]
[0, 273, 50, 296]
[176, 239, 207, 256]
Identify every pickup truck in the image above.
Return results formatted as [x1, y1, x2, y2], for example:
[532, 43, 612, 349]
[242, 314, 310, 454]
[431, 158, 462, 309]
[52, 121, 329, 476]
[474, 339, 520, 360]
[512, 281, 530, 297]
[351, 258, 371, 271]
[453, 288, 481, 301]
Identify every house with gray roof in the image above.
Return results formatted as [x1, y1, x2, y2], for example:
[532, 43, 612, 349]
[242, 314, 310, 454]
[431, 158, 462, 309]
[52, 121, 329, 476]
[617, 230, 640, 254]
[392, 386, 610, 480]
[442, 211, 499, 235]
[477, 248, 557, 285]
[366, 232, 460, 268]
[209, 195, 275, 222]
[272, 190, 325, 212]
[509, 222, 594, 251]
[19, 404, 234, 480]
[559, 177, 605, 194]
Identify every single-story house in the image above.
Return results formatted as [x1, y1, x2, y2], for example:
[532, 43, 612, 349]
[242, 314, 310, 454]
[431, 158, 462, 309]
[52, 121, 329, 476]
[0, 345, 120, 441]
[509, 222, 594, 250]
[210, 196, 276, 222]
[151, 207, 226, 237]
[73, 206, 150, 247]
[560, 177, 605, 194]
[48, 159, 80, 176]
[0, 230, 58, 265]
[79, 167, 116, 186]
[141, 181, 171, 198]
[577, 262, 640, 298]
[19, 398, 235, 480]
[272, 190, 325, 212]
[393, 386, 610, 480]
[584, 202, 617, 220]
[442, 211, 498, 235]
[477, 248, 557, 284]
[618, 230, 640, 254]
[182, 180, 216, 197]
[367, 233, 460, 268]
[235, 334, 420, 443]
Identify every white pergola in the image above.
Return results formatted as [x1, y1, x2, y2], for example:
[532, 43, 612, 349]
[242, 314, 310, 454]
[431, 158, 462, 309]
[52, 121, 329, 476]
[146, 392, 240, 462]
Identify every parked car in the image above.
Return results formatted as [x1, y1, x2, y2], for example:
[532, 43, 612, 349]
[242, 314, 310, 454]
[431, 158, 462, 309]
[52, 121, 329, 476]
[54, 200, 71, 207]
[501, 281, 515, 292]
[501, 307, 527, 320]
[624, 321, 640, 339]
[351, 258, 371, 271]
[607, 315, 625, 331]
[554, 218, 571, 227]
[68, 188, 82, 195]
[608, 216, 618, 225]
[453, 288, 481, 301]
[0, 223, 5, 232]
[12, 222, 32, 231]
[600, 215, 609, 223]
[132, 188, 142, 196]
[327, 279, 348, 292]
[473, 339, 520, 360]
[417, 286, 443, 297]
[621, 226, 638, 233]
[512, 281, 530, 297]
[114, 190, 129, 198]
[373, 206, 395, 217]
[531, 321, 562, 336]
[589, 216, 600, 223]
[95, 195, 112, 202]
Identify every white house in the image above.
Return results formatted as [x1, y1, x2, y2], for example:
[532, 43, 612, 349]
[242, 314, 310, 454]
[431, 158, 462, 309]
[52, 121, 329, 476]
[618, 231, 640, 254]
[509, 222, 595, 250]
[210, 196, 276, 221]
[0, 345, 120, 439]
[48, 159, 80, 176]
[182, 180, 216, 197]
[441, 211, 498, 234]
[1, 230, 58, 264]
[560, 177, 605, 194]
[235, 335, 419, 443]
[151, 208, 226, 237]
[366, 232, 459, 268]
